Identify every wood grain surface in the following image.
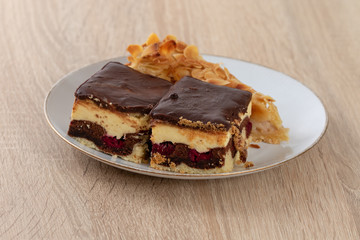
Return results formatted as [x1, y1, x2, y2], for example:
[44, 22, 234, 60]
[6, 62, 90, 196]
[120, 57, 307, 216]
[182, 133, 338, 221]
[1, 0, 359, 239]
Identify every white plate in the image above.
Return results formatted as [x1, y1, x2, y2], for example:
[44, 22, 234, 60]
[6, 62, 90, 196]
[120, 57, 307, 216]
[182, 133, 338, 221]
[44, 55, 328, 180]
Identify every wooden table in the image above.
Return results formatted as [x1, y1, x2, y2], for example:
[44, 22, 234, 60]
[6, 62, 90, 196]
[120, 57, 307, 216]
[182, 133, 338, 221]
[1, 0, 359, 239]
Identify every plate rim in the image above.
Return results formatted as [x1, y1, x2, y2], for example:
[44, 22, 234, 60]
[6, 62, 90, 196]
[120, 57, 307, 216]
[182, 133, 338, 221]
[44, 55, 329, 180]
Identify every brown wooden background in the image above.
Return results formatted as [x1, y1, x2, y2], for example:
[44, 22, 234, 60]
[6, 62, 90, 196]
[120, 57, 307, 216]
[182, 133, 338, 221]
[1, 0, 359, 239]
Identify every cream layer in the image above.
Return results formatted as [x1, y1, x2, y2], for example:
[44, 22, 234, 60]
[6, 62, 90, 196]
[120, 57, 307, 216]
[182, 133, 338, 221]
[151, 123, 231, 153]
[71, 99, 150, 138]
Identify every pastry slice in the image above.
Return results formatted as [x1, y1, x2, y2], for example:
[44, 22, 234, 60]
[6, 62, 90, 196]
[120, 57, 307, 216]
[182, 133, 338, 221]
[68, 62, 172, 163]
[149, 76, 253, 174]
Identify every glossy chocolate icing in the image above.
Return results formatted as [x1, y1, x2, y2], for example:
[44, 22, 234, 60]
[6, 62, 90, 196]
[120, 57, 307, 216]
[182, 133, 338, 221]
[150, 76, 252, 130]
[75, 62, 173, 113]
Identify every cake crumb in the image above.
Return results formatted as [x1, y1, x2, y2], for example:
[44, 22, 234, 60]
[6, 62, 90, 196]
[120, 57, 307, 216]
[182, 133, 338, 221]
[250, 144, 260, 149]
[178, 117, 226, 131]
[244, 161, 254, 168]
[151, 153, 167, 164]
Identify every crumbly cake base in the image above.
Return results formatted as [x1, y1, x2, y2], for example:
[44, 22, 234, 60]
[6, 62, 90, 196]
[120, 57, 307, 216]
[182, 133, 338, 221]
[74, 137, 148, 164]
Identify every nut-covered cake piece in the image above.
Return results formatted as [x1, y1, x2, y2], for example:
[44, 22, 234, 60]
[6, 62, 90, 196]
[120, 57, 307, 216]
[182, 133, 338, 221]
[149, 76, 253, 174]
[68, 62, 172, 163]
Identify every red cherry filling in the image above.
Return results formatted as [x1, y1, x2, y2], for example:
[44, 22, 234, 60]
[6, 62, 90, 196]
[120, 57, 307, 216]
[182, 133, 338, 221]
[188, 149, 212, 162]
[152, 142, 213, 162]
[246, 121, 252, 138]
[152, 142, 175, 155]
[102, 135, 125, 149]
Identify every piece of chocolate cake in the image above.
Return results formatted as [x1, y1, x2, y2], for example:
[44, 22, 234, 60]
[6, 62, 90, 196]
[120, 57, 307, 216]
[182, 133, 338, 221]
[68, 62, 172, 163]
[149, 76, 253, 173]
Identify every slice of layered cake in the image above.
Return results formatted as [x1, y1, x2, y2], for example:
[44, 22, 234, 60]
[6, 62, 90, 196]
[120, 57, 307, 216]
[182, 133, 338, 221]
[149, 76, 253, 173]
[68, 62, 172, 163]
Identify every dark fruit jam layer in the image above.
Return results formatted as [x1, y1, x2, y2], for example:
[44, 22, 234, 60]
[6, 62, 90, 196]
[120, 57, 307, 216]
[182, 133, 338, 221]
[239, 117, 252, 138]
[68, 120, 147, 156]
[151, 140, 236, 169]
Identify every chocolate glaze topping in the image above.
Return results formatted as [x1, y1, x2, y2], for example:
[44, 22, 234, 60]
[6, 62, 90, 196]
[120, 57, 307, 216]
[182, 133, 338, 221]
[150, 76, 252, 130]
[75, 62, 173, 114]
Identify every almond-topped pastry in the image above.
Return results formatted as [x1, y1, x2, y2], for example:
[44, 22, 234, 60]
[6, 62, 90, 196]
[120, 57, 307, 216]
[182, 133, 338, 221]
[149, 76, 253, 174]
[68, 62, 172, 163]
[127, 33, 289, 144]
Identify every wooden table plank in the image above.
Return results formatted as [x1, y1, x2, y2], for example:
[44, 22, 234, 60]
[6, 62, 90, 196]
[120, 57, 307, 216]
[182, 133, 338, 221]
[1, 0, 359, 239]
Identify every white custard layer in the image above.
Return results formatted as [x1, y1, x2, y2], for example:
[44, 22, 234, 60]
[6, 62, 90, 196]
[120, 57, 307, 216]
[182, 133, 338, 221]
[151, 123, 231, 153]
[71, 99, 150, 138]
